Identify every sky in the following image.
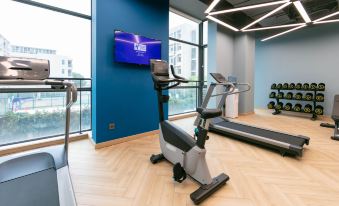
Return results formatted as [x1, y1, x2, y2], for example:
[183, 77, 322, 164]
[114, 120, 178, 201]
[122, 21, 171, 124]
[0, 0, 91, 77]
[170, 11, 198, 30]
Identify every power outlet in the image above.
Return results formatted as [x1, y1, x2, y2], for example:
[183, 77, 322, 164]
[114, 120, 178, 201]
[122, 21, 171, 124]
[109, 123, 115, 130]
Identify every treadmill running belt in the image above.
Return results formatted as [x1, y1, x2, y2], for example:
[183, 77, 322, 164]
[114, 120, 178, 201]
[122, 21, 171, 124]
[214, 121, 306, 147]
[0, 168, 60, 206]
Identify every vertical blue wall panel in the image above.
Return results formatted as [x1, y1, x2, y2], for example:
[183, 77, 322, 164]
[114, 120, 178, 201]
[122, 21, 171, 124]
[92, 0, 169, 143]
[255, 24, 339, 115]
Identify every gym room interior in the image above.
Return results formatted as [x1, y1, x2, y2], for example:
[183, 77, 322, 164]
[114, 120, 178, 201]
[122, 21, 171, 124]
[0, 0, 339, 205]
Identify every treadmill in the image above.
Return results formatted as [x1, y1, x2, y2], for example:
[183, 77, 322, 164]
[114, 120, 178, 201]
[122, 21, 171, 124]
[195, 73, 310, 156]
[0, 56, 78, 206]
[320, 95, 339, 140]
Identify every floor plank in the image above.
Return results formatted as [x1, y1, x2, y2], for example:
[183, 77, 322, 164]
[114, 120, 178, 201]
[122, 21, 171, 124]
[69, 109, 339, 206]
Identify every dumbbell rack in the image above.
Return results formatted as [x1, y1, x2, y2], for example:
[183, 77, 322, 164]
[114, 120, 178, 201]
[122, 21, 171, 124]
[269, 86, 324, 120]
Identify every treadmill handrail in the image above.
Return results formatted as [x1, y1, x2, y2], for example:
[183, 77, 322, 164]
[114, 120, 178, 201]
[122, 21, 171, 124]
[210, 82, 251, 97]
[0, 79, 77, 164]
[0, 80, 77, 106]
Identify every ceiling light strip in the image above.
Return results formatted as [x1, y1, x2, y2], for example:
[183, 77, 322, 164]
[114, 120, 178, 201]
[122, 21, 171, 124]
[261, 24, 306, 41]
[313, 19, 339, 25]
[206, 15, 239, 31]
[241, 2, 292, 31]
[205, 0, 221, 14]
[293, 1, 312, 23]
[209, 0, 289, 15]
[314, 11, 339, 22]
[243, 23, 305, 32]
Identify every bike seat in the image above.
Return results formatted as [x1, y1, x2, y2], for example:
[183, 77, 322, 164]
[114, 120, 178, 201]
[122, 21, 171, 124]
[196, 108, 222, 119]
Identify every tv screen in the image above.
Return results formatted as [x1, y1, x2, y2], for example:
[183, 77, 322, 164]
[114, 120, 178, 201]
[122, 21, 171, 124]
[114, 30, 161, 65]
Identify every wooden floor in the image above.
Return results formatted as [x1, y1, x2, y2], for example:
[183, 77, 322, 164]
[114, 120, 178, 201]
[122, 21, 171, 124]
[69, 109, 339, 206]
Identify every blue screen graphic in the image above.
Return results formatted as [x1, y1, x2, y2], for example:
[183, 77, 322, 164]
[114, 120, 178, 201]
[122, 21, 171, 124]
[114, 31, 161, 65]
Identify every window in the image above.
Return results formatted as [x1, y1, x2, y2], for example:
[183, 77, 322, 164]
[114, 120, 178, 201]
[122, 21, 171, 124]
[170, 57, 174, 65]
[191, 48, 197, 59]
[169, 11, 204, 115]
[177, 54, 182, 63]
[169, 12, 199, 44]
[191, 60, 196, 72]
[175, 66, 182, 75]
[33, 0, 91, 15]
[169, 41, 198, 80]
[177, 43, 181, 51]
[191, 31, 196, 43]
[177, 30, 181, 39]
[0, 0, 91, 146]
[0, 1, 91, 78]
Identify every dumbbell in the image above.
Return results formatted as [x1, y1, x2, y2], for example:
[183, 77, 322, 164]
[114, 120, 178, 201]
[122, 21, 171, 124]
[269, 92, 276, 98]
[295, 83, 302, 90]
[276, 92, 284, 99]
[282, 83, 289, 90]
[276, 83, 283, 90]
[267, 101, 275, 109]
[275, 102, 283, 110]
[302, 83, 310, 90]
[310, 83, 317, 90]
[295, 93, 303, 100]
[304, 93, 313, 101]
[271, 83, 277, 89]
[293, 104, 302, 112]
[318, 83, 325, 91]
[288, 83, 295, 90]
[304, 104, 313, 113]
[315, 105, 324, 115]
[285, 92, 293, 99]
[284, 103, 292, 111]
[315, 93, 324, 102]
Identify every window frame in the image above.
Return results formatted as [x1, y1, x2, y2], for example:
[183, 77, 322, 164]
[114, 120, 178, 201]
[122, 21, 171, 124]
[0, 0, 92, 146]
[169, 10, 207, 115]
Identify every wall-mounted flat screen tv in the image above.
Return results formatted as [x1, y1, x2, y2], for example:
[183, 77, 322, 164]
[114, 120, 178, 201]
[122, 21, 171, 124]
[114, 30, 161, 66]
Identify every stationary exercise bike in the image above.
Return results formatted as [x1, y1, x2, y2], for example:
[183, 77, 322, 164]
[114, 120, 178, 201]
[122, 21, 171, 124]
[149, 59, 230, 205]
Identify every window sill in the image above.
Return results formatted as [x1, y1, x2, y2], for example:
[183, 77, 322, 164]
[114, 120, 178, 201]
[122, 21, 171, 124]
[169, 112, 197, 121]
[0, 132, 89, 157]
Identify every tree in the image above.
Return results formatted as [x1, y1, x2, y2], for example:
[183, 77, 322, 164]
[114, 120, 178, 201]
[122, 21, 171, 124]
[72, 72, 90, 88]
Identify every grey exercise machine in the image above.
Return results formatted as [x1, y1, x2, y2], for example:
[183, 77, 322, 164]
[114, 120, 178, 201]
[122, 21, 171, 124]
[149, 60, 229, 205]
[320, 95, 339, 140]
[195, 73, 310, 157]
[0, 56, 77, 206]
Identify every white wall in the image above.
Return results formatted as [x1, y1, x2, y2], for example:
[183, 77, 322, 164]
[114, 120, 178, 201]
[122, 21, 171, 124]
[255, 24, 339, 115]
[208, 23, 255, 114]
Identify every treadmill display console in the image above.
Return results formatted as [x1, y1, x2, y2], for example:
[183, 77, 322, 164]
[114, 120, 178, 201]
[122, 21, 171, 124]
[210, 73, 226, 83]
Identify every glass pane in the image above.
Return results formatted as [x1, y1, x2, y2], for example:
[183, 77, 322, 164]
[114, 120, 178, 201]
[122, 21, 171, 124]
[81, 91, 91, 131]
[32, 0, 91, 15]
[0, 0, 91, 78]
[204, 47, 208, 82]
[169, 88, 197, 115]
[169, 12, 199, 44]
[169, 40, 199, 81]
[203, 21, 208, 45]
[0, 91, 82, 146]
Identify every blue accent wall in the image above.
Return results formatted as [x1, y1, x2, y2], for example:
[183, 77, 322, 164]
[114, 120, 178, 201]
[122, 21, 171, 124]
[255, 24, 339, 115]
[92, 0, 169, 143]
